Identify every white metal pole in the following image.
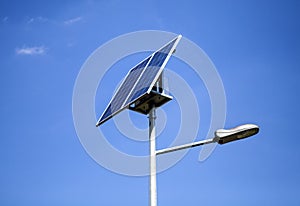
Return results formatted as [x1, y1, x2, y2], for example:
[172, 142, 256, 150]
[149, 106, 157, 206]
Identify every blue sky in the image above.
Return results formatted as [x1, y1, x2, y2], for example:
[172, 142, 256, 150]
[1, 0, 300, 205]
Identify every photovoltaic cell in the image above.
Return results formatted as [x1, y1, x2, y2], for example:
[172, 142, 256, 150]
[96, 35, 181, 126]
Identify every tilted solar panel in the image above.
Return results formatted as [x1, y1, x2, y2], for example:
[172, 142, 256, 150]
[96, 35, 182, 127]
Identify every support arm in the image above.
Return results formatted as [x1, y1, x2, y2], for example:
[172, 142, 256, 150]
[156, 138, 215, 155]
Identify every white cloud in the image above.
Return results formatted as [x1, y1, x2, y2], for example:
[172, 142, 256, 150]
[64, 16, 82, 25]
[16, 46, 47, 55]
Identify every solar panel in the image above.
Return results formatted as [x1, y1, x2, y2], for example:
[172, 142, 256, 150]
[96, 35, 182, 127]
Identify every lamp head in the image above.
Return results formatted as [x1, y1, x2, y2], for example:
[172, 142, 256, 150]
[214, 124, 259, 145]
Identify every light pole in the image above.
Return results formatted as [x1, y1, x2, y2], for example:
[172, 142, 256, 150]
[149, 122, 259, 206]
[149, 106, 157, 206]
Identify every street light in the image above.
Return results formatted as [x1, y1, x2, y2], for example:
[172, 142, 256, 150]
[95, 35, 260, 206]
[156, 124, 259, 156]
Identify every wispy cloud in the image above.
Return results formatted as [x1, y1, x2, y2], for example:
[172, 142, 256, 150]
[26, 16, 49, 24]
[16, 46, 47, 55]
[2, 16, 8, 23]
[64, 16, 82, 25]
